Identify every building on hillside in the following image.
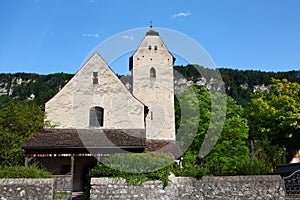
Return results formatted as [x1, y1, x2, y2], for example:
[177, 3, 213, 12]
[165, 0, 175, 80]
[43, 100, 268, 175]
[22, 27, 182, 191]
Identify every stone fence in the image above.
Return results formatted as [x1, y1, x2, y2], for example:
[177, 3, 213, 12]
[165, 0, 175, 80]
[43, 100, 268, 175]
[0, 178, 54, 200]
[90, 175, 285, 200]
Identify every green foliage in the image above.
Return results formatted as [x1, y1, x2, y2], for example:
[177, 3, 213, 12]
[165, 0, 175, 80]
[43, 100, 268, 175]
[0, 101, 45, 166]
[0, 72, 73, 106]
[102, 152, 174, 173]
[0, 95, 13, 106]
[0, 165, 52, 178]
[204, 97, 250, 175]
[176, 85, 211, 166]
[55, 191, 69, 199]
[178, 85, 252, 175]
[236, 158, 272, 175]
[251, 139, 286, 167]
[89, 153, 174, 187]
[247, 79, 300, 162]
[174, 66, 300, 106]
[172, 164, 210, 178]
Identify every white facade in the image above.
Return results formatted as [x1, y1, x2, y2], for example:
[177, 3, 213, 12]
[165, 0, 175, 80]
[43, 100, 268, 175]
[131, 29, 176, 140]
[45, 53, 145, 129]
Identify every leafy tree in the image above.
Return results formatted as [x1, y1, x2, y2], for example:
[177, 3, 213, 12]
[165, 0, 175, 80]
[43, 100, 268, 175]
[176, 85, 210, 168]
[0, 101, 45, 166]
[205, 97, 250, 175]
[177, 85, 251, 175]
[247, 78, 300, 164]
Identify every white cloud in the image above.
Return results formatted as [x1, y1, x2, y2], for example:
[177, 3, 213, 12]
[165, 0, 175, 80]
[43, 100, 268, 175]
[121, 35, 134, 41]
[172, 11, 191, 18]
[82, 33, 99, 38]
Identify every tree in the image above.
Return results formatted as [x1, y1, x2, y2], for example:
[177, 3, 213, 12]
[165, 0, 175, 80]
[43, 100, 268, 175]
[205, 97, 250, 175]
[247, 78, 300, 163]
[0, 101, 45, 166]
[177, 86, 250, 175]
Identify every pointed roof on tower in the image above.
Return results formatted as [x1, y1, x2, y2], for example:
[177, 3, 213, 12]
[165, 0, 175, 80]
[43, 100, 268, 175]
[146, 22, 159, 36]
[146, 29, 159, 36]
[129, 25, 176, 71]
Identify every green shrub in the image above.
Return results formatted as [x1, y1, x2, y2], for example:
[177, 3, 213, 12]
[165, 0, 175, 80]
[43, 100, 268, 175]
[236, 158, 272, 175]
[102, 152, 174, 173]
[55, 191, 69, 199]
[0, 165, 52, 178]
[172, 164, 209, 178]
[89, 152, 174, 187]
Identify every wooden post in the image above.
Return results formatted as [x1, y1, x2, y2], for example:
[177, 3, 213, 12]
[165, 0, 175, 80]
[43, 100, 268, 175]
[25, 157, 29, 167]
[97, 155, 101, 165]
[25, 157, 33, 167]
[69, 156, 74, 200]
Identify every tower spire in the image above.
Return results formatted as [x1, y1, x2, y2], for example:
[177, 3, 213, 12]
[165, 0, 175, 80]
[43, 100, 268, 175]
[150, 21, 153, 29]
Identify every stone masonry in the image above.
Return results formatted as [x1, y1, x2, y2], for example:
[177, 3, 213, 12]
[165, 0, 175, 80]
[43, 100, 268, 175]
[90, 176, 285, 200]
[0, 178, 53, 200]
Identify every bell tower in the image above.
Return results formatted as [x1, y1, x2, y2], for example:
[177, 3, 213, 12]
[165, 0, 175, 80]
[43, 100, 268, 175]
[129, 27, 176, 140]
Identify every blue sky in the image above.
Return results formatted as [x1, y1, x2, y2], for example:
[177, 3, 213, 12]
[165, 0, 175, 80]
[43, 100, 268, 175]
[0, 0, 299, 74]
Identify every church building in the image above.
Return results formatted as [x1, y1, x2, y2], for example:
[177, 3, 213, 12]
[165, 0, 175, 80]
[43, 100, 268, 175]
[22, 27, 181, 191]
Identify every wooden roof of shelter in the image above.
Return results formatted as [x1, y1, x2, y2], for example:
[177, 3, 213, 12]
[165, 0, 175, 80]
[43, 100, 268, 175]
[22, 129, 146, 157]
[22, 128, 182, 159]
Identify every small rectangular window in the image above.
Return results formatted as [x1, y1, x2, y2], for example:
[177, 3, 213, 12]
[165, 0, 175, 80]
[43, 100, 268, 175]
[154, 46, 157, 50]
[93, 72, 98, 84]
[148, 45, 151, 50]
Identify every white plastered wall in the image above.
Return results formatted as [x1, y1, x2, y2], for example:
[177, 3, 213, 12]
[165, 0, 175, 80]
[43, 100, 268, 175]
[132, 33, 175, 140]
[45, 53, 145, 129]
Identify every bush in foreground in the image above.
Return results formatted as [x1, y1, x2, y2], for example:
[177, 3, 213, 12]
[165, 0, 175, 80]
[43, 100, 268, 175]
[89, 152, 174, 187]
[0, 165, 52, 178]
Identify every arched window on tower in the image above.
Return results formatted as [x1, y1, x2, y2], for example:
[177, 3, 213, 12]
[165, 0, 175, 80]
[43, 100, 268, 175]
[150, 67, 156, 79]
[89, 106, 104, 127]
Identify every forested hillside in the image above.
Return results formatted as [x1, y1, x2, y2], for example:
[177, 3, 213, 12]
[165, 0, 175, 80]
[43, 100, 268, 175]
[0, 66, 299, 107]
[0, 72, 73, 106]
[174, 65, 300, 106]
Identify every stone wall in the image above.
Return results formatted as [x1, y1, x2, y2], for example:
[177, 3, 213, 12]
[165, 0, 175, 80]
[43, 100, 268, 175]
[0, 178, 54, 200]
[90, 175, 285, 200]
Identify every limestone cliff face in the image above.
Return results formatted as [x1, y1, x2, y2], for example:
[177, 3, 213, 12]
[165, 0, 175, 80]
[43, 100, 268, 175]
[131, 29, 176, 140]
[45, 53, 145, 129]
